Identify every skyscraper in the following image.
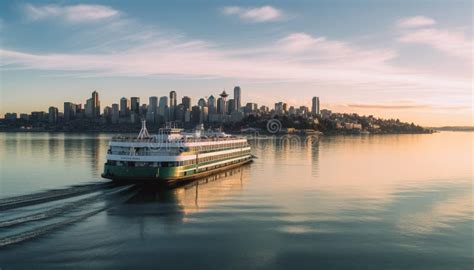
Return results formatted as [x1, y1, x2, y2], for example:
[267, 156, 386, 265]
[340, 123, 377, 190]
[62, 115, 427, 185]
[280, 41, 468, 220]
[182, 96, 191, 111]
[48, 106, 58, 123]
[120, 97, 130, 117]
[234, 86, 241, 112]
[85, 98, 94, 118]
[227, 99, 235, 114]
[216, 97, 223, 114]
[111, 104, 119, 124]
[169, 91, 177, 121]
[130, 97, 140, 114]
[64, 102, 76, 121]
[198, 98, 207, 107]
[312, 97, 320, 115]
[208, 95, 216, 114]
[159, 96, 169, 122]
[147, 96, 158, 123]
[92, 91, 100, 118]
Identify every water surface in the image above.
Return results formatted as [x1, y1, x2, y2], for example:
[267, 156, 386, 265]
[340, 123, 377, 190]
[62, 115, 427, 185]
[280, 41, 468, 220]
[0, 132, 472, 269]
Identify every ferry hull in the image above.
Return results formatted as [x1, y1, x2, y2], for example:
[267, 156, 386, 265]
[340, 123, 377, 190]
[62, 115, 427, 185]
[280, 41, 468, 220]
[101, 159, 252, 183]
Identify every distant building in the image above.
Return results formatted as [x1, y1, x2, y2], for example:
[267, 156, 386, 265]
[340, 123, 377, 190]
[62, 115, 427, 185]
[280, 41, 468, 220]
[234, 86, 241, 112]
[217, 97, 223, 114]
[191, 106, 201, 124]
[4, 113, 17, 121]
[198, 98, 207, 107]
[201, 106, 209, 123]
[48, 106, 58, 123]
[103, 106, 112, 119]
[219, 90, 229, 115]
[184, 110, 191, 123]
[321, 109, 331, 119]
[20, 113, 29, 121]
[130, 97, 140, 114]
[111, 104, 119, 124]
[147, 96, 158, 123]
[120, 97, 130, 117]
[182, 96, 191, 111]
[31, 111, 46, 122]
[169, 91, 177, 121]
[92, 91, 100, 118]
[312, 97, 320, 115]
[158, 96, 169, 122]
[275, 102, 284, 115]
[227, 99, 235, 114]
[175, 104, 185, 122]
[85, 98, 94, 118]
[208, 95, 216, 114]
[64, 102, 76, 121]
[140, 104, 147, 116]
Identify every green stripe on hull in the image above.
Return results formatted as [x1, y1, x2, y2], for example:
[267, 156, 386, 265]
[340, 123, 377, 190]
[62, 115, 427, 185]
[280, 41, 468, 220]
[102, 156, 252, 182]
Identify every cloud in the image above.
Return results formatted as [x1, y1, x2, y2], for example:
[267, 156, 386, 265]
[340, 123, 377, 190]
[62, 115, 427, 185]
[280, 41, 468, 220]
[397, 16, 436, 28]
[222, 6, 283, 22]
[347, 103, 430, 109]
[398, 28, 473, 58]
[347, 102, 470, 110]
[275, 33, 397, 65]
[1, 30, 470, 98]
[22, 4, 119, 23]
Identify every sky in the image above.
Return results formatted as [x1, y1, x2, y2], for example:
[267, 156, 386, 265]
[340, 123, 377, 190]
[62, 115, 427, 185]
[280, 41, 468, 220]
[0, 0, 472, 126]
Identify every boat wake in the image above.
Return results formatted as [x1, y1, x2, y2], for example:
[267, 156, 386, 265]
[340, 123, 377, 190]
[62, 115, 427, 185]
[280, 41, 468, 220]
[0, 183, 114, 210]
[0, 184, 135, 248]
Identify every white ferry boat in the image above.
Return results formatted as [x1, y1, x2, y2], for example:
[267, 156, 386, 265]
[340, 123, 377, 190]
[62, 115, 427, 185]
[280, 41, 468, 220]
[102, 121, 253, 183]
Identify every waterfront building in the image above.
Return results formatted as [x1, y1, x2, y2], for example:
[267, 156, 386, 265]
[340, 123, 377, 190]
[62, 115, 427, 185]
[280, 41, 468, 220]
[130, 97, 140, 114]
[48, 106, 58, 123]
[120, 97, 130, 117]
[4, 113, 17, 121]
[234, 86, 241, 112]
[20, 113, 29, 121]
[312, 96, 320, 115]
[31, 111, 46, 122]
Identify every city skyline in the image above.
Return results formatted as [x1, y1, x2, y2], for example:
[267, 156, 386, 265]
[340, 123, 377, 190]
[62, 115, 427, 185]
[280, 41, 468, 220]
[0, 1, 472, 126]
[3, 87, 322, 124]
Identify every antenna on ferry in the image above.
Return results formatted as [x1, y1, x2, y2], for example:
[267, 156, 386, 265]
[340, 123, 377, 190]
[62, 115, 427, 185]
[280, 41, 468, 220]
[137, 119, 150, 139]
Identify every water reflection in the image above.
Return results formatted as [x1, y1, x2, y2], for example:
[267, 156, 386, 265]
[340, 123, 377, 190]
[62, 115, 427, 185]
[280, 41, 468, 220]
[109, 166, 250, 230]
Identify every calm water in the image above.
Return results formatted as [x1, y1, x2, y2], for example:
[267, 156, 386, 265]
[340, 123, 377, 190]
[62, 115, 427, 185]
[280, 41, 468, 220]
[0, 132, 472, 269]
